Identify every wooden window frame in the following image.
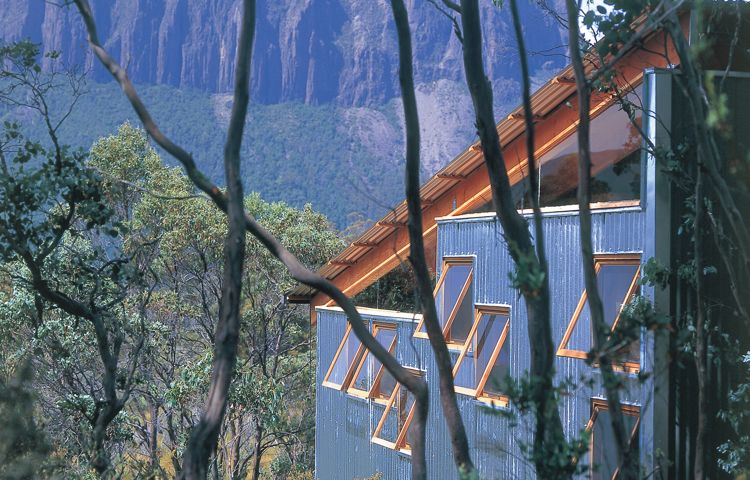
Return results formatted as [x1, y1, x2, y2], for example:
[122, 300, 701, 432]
[413, 256, 474, 348]
[321, 324, 366, 390]
[556, 254, 642, 373]
[452, 305, 511, 407]
[371, 368, 424, 453]
[586, 399, 641, 480]
[346, 323, 398, 402]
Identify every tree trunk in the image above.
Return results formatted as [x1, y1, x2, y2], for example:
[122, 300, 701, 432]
[457, 1, 567, 476]
[177, 1, 254, 478]
[251, 422, 264, 480]
[390, 0, 471, 477]
[565, 2, 636, 478]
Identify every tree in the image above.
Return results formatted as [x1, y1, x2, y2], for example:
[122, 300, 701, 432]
[0, 41, 151, 476]
[71, 0, 433, 478]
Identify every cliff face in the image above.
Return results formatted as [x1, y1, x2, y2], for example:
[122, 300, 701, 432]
[1, 0, 567, 226]
[1, 0, 566, 106]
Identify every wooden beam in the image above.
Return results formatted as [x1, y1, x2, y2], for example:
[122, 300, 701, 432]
[552, 75, 576, 85]
[436, 173, 467, 180]
[330, 260, 356, 266]
[352, 241, 379, 248]
[376, 220, 407, 227]
[507, 112, 544, 122]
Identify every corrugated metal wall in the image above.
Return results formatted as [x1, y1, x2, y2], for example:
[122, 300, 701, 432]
[316, 208, 648, 479]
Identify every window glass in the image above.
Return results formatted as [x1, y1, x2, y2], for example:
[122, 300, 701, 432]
[417, 262, 472, 335]
[327, 328, 362, 386]
[534, 95, 643, 207]
[351, 326, 396, 392]
[598, 264, 639, 329]
[373, 371, 423, 450]
[439, 264, 472, 329]
[560, 257, 640, 369]
[376, 386, 413, 444]
[591, 407, 639, 480]
[448, 280, 474, 344]
[483, 335, 511, 397]
[455, 313, 505, 390]
[470, 91, 644, 214]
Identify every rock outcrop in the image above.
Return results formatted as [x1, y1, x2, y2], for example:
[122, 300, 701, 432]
[1, 0, 566, 107]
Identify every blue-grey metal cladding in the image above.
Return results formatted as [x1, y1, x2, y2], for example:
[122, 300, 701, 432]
[316, 207, 649, 479]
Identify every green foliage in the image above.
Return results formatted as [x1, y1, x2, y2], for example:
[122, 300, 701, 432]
[353, 262, 424, 313]
[0, 361, 55, 479]
[2, 79, 406, 228]
[717, 351, 750, 475]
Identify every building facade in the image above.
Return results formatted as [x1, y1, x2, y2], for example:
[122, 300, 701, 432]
[292, 8, 750, 479]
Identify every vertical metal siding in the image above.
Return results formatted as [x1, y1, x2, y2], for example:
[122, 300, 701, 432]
[316, 208, 648, 479]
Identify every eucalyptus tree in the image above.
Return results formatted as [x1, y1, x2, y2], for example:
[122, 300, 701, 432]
[0, 42, 153, 476]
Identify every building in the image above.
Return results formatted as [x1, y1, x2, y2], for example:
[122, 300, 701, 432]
[288, 6, 750, 479]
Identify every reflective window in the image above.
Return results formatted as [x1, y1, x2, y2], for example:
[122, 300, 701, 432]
[469, 91, 644, 214]
[415, 259, 473, 344]
[372, 370, 424, 452]
[557, 255, 641, 371]
[588, 401, 640, 480]
[453, 308, 511, 403]
[349, 324, 397, 397]
[324, 326, 363, 388]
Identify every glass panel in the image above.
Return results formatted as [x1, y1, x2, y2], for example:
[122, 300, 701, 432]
[597, 264, 639, 329]
[378, 385, 416, 445]
[351, 327, 396, 392]
[534, 93, 643, 208]
[483, 329, 511, 397]
[439, 264, 472, 329]
[591, 409, 639, 480]
[378, 370, 397, 399]
[327, 329, 362, 385]
[455, 313, 505, 390]
[419, 263, 471, 334]
[566, 261, 639, 357]
[448, 280, 474, 343]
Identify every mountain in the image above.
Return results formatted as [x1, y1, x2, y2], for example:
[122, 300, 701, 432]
[0, 0, 567, 227]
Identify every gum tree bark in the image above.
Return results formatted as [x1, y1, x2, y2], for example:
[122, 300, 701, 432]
[565, 1, 636, 478]
[176, 0, 253, 477]
[71, 1, 430, 478]
[390, 0, 471, 477]
[457, 0, 568, 476]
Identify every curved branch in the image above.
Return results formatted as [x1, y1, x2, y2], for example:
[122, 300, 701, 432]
[70, 0, 428, 449]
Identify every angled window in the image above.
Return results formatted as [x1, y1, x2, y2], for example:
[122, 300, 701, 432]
[372, 369, 424, 453]
[587, 399, 640, 480]
[322, 324, 364, 390]
[557, 254, 641, 372]
[414, 257, 473, 346]
[347, 323, 398, 402]
[453, 306, 511, 405]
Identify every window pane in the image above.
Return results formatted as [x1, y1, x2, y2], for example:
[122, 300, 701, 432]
[597, 264, 639, 329]
[328, 329, 361, 385]
[529, 93, 643, 208]
[439, 264, 472, 329]
[483, 332, 510, 397]
[455, 313, 505, 390]
[378, 370, 397, 399]
[591, 409, 639, 480]
[352, 327, 396, 392]
[448, 280, 474, 343]
[565, 261, 639, 358]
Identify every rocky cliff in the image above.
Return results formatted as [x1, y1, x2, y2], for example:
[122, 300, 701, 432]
[1, 0, 567, 226]
[1, 0, 566, 106]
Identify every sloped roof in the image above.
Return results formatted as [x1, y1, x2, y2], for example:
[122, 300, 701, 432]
[287, 65, 581, 301]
